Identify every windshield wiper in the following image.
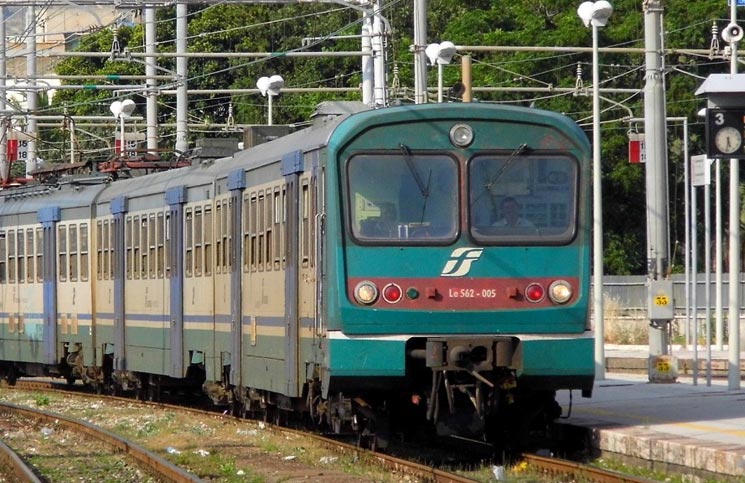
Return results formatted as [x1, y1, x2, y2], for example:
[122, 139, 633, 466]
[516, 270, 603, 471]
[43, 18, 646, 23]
[400, 143, 429, 198]
[483, 143, 529, 192]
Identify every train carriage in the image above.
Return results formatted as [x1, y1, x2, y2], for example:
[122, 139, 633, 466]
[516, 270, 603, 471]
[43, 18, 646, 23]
[0, 101, 593, 446]
[0, 182, 105, 384]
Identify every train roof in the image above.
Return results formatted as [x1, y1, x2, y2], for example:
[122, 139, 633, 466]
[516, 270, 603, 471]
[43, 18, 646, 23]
[212, 102, 369, 178]
[0, 177, 109, 218]
[98, 102, 370, 202]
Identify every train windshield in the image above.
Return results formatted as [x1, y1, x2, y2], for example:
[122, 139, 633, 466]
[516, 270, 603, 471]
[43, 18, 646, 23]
[469, 154, 577, 244]
[347, 154, 458, 243]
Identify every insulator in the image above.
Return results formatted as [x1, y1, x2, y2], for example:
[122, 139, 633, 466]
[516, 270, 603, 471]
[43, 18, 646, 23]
[710, 22, 720, 60]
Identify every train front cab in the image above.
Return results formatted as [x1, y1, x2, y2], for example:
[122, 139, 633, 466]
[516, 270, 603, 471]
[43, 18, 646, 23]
[321, 103, 594, 439]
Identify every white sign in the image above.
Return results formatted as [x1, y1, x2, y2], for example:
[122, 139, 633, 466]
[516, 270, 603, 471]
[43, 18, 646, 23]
[691, 154, 711, 187]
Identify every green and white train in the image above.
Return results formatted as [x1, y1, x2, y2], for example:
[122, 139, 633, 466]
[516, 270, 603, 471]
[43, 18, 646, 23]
[0, 101, 593, 445]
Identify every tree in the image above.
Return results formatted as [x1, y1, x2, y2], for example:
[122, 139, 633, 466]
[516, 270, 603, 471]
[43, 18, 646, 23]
[47, 1, 738, 275]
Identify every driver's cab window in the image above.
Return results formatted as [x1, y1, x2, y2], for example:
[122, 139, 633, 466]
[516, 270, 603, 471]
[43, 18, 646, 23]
[348, 154, 458, 243]
[469, 154, 577, 244]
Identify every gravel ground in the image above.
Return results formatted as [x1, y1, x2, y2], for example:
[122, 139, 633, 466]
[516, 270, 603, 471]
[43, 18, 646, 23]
[0, 389, 419, 482]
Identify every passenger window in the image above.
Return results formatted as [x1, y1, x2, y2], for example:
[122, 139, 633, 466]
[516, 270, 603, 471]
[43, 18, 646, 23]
[0, 232, 6, 283]
[57, 226, 66, 282]
[204, 206, 212, 277]
[26, 228, 33, 283]
[69, 224, 78, 282]
[17, 230, 25, 283]
[185, 209, 193, 277]
[80, 224, 89, 282]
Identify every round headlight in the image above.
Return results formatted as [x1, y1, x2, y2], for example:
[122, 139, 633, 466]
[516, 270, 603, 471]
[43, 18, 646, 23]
[449, 123, 474, 147]
[354, 281, 379, 305]
[548, 280, 573, 304]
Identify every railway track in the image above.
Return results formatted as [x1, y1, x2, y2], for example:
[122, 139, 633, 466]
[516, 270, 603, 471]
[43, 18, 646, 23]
[2, 379, 658, 483]
[0, 399, 201, 482]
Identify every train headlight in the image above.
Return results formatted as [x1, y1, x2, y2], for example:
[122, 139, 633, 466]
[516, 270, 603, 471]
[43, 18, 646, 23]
[548, 280, 573, 304]
[525, 283, 545, 303]
[449, 123, 474, 147]
[354, 281, 379, 305]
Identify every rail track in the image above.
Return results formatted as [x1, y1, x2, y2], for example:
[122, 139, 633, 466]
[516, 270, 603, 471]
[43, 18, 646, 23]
[0, 399, 201, 482]
[1, 379, 658, 483]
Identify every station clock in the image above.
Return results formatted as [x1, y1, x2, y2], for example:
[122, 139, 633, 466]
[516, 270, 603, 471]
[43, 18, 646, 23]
[706, 108, 745, 159]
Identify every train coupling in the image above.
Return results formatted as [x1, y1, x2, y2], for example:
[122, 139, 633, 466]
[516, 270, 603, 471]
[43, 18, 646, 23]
[413, 337, 516, 373]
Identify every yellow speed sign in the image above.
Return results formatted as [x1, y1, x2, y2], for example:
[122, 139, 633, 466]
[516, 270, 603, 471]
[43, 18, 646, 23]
[654, 295, 669, 306]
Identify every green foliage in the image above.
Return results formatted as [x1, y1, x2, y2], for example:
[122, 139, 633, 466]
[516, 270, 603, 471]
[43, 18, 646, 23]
[48, 1, 739, 274]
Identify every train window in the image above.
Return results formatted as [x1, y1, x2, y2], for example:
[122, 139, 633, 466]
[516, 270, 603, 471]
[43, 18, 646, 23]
[104, 221, 112, 280]
[125, 217, 132, 279]
[140, 217, 148, 279]
[258, 192, 265, 270]
[265, 188, 272, 271]
[96, 221, 103, 280]
[148, 214, 156, 278]
[310, 177, 317, 268]
[195, 207, 203, 277]
[157, 212, 164, 278]
[132, 216, 141, 279]
[242, 196, 249, 272]
[36, 228, 43, 282]
[301, 180, 310, 267]
[25, 228, 33, 283]
[8, 230, 15, 283]
[185, 209, 193, 278]
[216, 202, 222, 274]
[249, 193, 257, 272]
[347, 154, 459, 243]
[80, 224, 89, 282]
[165, 213, 172, 279]
[469, 155, 577, 244]
[204, 206, 212, 277]
[57, 226, 66, 282]
[69, 224, 78, 282]
[226, 199, 231, 271]
[281, 185, 287, 269]
[273, 187, 281, 269]
[0, 232, 6, 283]
[17, 230, 25, 283]
[222, 198, 233, 273]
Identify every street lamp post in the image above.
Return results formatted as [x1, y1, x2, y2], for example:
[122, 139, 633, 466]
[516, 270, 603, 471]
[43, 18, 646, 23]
[578, 0, 613, 380]
[256, 75, 285, 125]
[109, 99, 136, 156]
[425, 41, 456, 103]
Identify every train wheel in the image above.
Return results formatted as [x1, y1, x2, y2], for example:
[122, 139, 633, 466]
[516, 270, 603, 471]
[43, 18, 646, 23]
[6, 367, 17, 386]
[148, 385, 160, 402]
[263, 405, 275, 424]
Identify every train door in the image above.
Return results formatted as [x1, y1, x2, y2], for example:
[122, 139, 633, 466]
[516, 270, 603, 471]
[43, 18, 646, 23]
[283, 150, 311, 398]
[166, 186, 186, 377]
[39, 207, 60, 365]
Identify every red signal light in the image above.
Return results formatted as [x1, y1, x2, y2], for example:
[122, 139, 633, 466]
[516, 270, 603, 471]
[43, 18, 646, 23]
[525, 283, 545, 303]
[382, 283, 403, 303]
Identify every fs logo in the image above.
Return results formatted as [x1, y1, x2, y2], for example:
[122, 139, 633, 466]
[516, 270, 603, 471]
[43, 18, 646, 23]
[440, 248, 484, 277]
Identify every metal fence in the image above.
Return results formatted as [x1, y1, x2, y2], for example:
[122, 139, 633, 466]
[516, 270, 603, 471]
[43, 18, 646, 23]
[600, 274, 745, 314]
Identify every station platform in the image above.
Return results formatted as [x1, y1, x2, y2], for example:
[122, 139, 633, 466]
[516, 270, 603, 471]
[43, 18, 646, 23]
[556, 345, 745, 479]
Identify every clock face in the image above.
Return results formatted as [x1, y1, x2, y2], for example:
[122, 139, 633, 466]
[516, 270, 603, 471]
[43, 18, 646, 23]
[714, 126, 743, 154]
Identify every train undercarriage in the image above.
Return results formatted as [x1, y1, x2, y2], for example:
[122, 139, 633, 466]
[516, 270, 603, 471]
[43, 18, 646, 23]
[2, 336, 572, 453]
